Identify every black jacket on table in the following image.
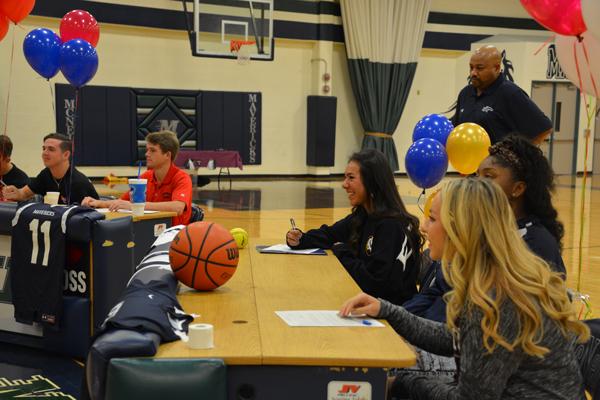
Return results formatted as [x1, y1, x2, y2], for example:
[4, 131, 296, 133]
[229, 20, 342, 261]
[289, 208, 418, 305]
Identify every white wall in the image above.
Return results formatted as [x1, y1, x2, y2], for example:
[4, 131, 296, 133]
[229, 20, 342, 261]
[1, 3, 589, 177]
[0, 18, 366, 177]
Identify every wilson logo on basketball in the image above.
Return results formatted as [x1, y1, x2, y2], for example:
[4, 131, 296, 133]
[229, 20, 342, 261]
[226, 247, 239, 260]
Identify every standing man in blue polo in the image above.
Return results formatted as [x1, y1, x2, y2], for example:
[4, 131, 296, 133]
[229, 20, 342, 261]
[452, 45, 552, 144]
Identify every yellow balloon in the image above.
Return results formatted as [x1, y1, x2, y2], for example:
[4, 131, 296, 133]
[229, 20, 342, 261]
[230, 227, 248, 249]
[446, 123, 491, 174]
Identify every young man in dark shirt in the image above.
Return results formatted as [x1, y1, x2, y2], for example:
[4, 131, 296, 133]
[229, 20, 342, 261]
[0, 135, 29, 201]
[2, 133, 98, 204]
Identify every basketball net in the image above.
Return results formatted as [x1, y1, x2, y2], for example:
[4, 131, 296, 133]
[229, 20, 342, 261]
[230, 40, 255, 66]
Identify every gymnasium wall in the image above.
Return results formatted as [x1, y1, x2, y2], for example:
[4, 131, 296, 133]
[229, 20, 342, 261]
[1, 0, 584, 177]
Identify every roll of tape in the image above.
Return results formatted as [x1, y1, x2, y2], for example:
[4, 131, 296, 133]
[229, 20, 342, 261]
[187, 323, 214, 349]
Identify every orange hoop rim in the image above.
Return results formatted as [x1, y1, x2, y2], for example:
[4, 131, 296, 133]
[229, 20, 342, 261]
[230, 39, 256, 53]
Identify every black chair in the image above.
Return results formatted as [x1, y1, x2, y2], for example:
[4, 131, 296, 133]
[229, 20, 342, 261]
[189, 203, 204, 223]
[576, 319, 600, 399]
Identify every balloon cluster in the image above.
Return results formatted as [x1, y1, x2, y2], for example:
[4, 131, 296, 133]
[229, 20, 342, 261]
[405, 114, 451, 189]
[405, 114, 491, 189]
[520, 0, 600, 98]
[0, 0, 36, 42]
[23, 10, 99, 87]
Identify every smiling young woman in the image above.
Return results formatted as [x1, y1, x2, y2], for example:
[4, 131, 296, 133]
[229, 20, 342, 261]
[285, 149, 424, 305]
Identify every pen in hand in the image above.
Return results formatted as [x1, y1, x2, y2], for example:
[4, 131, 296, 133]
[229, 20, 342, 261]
[287, 218, 302, 247]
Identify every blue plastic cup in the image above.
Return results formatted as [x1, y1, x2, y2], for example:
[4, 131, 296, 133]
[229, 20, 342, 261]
[128, 178, 147, 215]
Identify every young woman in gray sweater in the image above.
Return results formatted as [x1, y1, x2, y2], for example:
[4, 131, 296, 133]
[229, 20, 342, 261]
[340, 178, 590, 400]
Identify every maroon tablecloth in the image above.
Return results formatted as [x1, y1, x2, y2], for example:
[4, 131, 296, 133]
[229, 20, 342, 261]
[175, 150, 243, 170]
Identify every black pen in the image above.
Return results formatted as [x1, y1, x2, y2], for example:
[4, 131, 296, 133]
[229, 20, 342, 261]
[290, 218, 297, 231]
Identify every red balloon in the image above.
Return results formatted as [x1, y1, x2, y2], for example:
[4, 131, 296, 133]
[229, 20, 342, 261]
[0, 15, 8, 42]
[60, 10, 100, 47]
[0, 0, 36, 24]
[520, 0, 587, 36]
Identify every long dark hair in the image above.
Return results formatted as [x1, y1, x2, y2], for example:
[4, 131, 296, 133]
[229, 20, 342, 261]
[347, 149, 424, 261]
[488, 135, 564, 250]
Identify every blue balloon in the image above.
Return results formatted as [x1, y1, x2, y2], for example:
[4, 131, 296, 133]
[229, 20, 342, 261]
[23, 28, 61, 79]
[412, 114, 454, 146]
[405, 138, 448, 189]
[60, 39, 99, 88]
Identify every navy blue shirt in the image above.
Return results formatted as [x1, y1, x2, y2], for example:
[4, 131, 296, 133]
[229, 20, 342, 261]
[403, 215, 565, 322]
[451, 74, 552, 143]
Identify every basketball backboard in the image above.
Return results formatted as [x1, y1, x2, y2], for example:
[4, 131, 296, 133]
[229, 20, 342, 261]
[189, 0, 274, 61]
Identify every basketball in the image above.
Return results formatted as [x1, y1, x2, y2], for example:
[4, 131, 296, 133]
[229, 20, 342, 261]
[169, 221, 239, 290]
[230, 227, 248, 249]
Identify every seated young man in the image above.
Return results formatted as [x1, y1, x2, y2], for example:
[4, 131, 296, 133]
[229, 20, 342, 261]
[83, 131, 192, 225]
[3, 133, 98, 204]
[0, 135, 29, 200]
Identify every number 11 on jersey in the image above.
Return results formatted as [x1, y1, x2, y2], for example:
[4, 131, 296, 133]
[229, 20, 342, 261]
[29, 219, 51, 267]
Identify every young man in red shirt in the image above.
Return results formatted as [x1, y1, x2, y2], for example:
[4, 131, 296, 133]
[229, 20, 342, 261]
[83, 131, 192, 225]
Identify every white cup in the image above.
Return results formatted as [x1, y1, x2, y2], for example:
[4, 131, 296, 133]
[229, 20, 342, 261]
[131, 203, 145, 216]
[45, 191, 60, 205]
[128, 178, 147, 216]
[187, 323, 214, 349]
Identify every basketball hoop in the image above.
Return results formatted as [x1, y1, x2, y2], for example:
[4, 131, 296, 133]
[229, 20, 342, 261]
[230, 40, 255, 65]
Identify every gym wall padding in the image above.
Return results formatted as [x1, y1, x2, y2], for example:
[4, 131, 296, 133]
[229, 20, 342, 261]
[306, 95, 337, 167]
[55, 84, 136, 166]
[201, 91, 262, 165]
[55, 84, 262, 167]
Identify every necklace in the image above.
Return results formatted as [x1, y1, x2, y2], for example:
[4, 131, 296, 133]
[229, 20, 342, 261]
[52, 176, 62, 189]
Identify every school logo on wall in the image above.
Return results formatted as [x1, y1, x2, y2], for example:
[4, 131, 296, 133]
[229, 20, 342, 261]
[63, 98, 76, 138]
[248, 93, 258, 164]
[547, 44, 567, 79]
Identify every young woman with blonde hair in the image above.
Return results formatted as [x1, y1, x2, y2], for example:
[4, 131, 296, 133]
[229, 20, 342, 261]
[341, 178, 589, 399]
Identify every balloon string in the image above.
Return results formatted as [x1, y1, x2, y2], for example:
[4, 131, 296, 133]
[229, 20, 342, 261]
[576, 125, 591, 292]
[568, 39, 595, 295]
[2, 25, 16, 136]
[533, 34, 555, 56]
[48, 80, 56, 131]
[573, 41, 591, 121]
[67, 89, 80, 205]
[580, 40, 600, 100]
[417, 189, 426, 215]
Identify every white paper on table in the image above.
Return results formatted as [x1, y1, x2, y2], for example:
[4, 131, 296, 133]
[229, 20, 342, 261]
[275, 310, 384, 327]
[260, 244, 325, 255]
[95, 208, 159, 214]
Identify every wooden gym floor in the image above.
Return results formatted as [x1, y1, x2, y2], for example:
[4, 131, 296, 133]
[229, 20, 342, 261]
[189, 174, 600, 318]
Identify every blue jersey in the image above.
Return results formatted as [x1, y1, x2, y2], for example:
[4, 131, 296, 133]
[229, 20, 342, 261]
[10, 203, 89, 327]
